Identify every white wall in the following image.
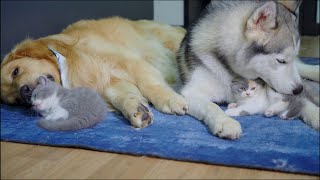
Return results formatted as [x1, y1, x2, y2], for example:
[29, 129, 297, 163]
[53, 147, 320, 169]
[153, 0, 184, 26]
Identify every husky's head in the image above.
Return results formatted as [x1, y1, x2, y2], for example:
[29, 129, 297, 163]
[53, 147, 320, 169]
[239, 1, 302, 95]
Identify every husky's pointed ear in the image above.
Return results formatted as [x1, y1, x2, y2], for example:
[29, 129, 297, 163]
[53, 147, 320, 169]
[247, 1, 277, 31]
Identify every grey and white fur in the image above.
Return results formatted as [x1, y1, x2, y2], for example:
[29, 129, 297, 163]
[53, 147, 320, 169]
[31, 76, 108, 131]
[226, 78, 319, 120]
[177, 0, 319, 139]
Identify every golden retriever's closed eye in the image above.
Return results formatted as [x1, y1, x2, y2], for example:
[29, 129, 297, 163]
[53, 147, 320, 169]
[1, 16, 188, 128]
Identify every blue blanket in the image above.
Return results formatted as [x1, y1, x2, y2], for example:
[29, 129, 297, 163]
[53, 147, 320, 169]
[1, 58, 319, 175]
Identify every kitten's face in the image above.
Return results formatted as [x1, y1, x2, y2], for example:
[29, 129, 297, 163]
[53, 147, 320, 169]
[232, 79, 263, 98]
[31, 77, 57, 112]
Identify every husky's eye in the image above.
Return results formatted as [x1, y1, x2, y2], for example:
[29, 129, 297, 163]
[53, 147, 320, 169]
[276, 59, 286, 64]
[12, 67, 19, 79]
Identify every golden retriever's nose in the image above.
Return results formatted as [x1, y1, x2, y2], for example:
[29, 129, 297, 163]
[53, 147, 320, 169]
[20, 85, 33, 103]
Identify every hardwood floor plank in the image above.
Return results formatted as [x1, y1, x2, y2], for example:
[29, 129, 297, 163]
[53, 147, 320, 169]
[1, 142, 318, 179]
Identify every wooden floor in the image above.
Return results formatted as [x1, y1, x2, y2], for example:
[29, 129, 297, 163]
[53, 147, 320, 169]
[1, 36, 319, 179]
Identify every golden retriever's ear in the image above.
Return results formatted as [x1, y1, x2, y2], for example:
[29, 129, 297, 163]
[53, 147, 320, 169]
[1, 39, 56, 68]
[11, 39, 56, 61]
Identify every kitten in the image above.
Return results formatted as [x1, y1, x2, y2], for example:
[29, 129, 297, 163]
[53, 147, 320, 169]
[225, 78, 269, 116]
[31, 76, 108, 131]
[226, 77, 319, 120]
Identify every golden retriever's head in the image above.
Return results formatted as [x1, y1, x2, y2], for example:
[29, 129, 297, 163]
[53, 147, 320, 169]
[1, 39, 61, 105]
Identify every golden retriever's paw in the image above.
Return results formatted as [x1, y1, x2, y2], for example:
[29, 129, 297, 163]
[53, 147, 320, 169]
[130, 104, 153, 128]
[156, 93, 188, 115]
[211, 116, 242, 140]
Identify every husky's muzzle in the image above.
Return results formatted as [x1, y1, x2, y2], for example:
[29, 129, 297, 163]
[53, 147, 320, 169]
[292, 85, 303, 95]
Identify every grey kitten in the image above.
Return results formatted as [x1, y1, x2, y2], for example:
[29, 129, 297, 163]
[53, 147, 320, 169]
[226, 77, 319, 120]
[31, 76, 108, 131]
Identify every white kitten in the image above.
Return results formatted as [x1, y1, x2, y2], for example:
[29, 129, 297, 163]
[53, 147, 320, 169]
[225, 79, 269, 116]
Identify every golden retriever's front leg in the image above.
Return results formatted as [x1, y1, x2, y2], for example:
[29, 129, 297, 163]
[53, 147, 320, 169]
[134, 63, 188, 115]
[105, 80, 153, 128]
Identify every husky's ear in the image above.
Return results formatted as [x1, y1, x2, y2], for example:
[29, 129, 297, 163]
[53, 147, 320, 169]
[247, 1, 277, 31]
[246, 1, 277, 44]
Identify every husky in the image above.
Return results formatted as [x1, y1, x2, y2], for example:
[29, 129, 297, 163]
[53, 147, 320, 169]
[177, 0, 320, 139]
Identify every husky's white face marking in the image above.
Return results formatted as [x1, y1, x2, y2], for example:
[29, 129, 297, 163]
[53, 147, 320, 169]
[246, 46, 302, 95]
[236, 1, 303, 95]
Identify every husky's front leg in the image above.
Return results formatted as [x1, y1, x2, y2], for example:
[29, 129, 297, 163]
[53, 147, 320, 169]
[186, 97, 242, 139]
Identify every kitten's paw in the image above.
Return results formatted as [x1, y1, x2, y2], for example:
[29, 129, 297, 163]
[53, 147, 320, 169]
[212, 116, 242, 140]
[156, 93, 188, 115]
[227, 103, 237, 109]
[264, 109, 275, 117]
[225, 108, 240, 116]
[131, 104, 153, 128]
[279, 114, 289, 120]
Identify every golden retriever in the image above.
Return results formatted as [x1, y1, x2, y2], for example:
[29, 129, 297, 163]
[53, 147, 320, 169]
[1, 17, 188, 128]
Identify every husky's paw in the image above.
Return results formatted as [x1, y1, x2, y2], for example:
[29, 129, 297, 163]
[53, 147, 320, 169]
[156, 93, 188, 115]
[227, 103, 237, 109]
[225, 108, 240, 117]
[212, 116, 242, 140]
[264, 109, 275, 117]
[130, 104, 153, 128]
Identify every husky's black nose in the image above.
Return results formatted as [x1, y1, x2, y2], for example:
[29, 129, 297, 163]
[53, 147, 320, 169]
[20, 85, 33, 103]
[292, 85, 303, 95]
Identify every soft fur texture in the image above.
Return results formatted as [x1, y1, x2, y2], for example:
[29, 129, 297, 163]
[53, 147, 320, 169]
[226, 78, 319, 120]
[32, 76, 108, 131]
[226, 79, 269, 116]
[1, 17, 188, 128]
[176, 0, 319, 139]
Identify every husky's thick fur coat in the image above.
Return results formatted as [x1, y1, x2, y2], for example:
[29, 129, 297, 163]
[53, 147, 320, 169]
[177, 0, 319, 139]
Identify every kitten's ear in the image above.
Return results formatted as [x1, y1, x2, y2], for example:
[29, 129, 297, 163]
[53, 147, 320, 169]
[38, 76, 48, 85]
[254, 78, 266, 86]
[232, 77, 246, 84]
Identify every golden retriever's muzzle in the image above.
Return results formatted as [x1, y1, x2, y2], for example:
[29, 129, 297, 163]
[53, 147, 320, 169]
[19, 84, 35, 105]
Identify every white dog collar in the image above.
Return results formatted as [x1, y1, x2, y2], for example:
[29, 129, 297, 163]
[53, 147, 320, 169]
[49, 47, 70, 88]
